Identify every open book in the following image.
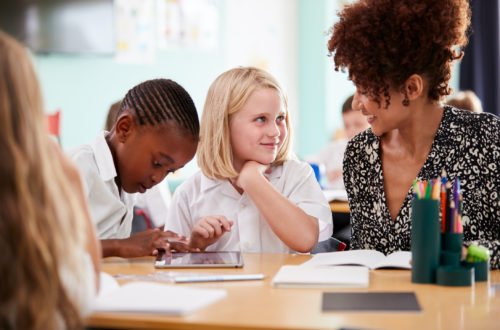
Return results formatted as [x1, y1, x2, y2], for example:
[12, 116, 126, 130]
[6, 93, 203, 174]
[93, 272, 227, 315]
[301, 250, 412, 270]
[272, 265, 369, 288]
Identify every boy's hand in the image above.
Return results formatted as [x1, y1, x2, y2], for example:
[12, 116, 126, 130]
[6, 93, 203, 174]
[162, 230, 200, 252]
[118, 229, 196, 257]
[190, 215, 233, 250]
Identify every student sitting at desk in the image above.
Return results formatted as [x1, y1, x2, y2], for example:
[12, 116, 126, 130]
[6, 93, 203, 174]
[165, 67, 332, 253]
[68, 79, 200, 258]
[104, 100, 173, 230]
[0, 30, 100, 329]
[327, 0, 499, 269]
[307, 94, 369, 189]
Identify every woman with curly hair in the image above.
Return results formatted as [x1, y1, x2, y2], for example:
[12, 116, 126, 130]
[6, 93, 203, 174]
[0, 30, 100, 329]
[328, 0, 499, 269]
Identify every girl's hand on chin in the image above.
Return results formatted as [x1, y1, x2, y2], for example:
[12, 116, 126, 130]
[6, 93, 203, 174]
[234, 161, 271, 189]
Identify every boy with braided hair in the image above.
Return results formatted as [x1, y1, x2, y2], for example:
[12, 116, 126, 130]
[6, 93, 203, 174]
[69, 79, 200, 257]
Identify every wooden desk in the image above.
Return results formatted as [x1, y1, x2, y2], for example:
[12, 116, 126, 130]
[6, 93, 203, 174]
[87, 253, 500, 330]
[330, 200, 350, 213]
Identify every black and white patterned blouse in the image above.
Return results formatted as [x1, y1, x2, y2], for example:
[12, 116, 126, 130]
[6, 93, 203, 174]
[344, 106, 500, 269]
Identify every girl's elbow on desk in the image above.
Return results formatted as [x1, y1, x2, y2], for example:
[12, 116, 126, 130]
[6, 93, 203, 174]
[294, 242, 317, 253]
[293, 237, 318, 253]
[290, 223, 319, 253]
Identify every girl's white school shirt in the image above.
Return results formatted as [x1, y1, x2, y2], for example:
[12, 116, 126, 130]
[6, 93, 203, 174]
[67, 131, 135, 239]
[165, 159, 333, 253]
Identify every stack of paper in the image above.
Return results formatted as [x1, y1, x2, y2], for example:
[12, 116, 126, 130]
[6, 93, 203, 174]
[271, 265, 369, 288]
[93, 272, 227, 315]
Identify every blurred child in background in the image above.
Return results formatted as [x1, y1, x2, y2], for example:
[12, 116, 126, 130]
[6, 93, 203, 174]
[307, 94, 369, 189]
[446, 90, 483, 113]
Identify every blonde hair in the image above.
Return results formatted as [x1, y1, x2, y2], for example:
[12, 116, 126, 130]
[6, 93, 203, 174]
[0, 31, 89, 329]
[446, 90, 483, 113]
[197, 67, 292, 180]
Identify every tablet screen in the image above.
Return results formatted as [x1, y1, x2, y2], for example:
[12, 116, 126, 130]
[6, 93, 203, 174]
[154, 251, 244, 268]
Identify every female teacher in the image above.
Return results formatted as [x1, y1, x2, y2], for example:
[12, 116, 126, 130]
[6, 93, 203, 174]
[327, 0, 499, 269]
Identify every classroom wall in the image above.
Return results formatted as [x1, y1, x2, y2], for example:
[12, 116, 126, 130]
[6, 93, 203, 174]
[224, 0, 299, 151]
[298, 0, 354, 159]
[34, 0, 228, 180]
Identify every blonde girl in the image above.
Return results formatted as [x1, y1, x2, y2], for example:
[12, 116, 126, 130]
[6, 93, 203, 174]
[166, 67, 332, 253]
[0, 30, 100, 329]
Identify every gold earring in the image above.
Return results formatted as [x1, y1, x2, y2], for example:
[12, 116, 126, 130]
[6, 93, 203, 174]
[403, 90, 410, 106]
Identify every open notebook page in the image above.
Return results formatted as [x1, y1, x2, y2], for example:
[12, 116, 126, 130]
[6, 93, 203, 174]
[302, 250, 411, 269]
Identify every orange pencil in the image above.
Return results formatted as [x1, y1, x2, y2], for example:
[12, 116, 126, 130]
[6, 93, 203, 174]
[440, 178, 447, 232]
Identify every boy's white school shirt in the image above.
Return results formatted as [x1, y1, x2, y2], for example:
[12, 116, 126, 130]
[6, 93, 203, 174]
[165, 159, 333, 253]
[135, 180, 172, 228]
[67, 131, 135, 239]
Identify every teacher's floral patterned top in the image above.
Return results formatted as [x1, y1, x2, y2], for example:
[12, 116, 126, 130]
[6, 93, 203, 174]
[344, 106, 499, 269]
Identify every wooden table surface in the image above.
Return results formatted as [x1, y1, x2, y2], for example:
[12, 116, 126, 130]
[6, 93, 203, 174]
[86, 253, 500, 330]
[329, 200, 350, 213]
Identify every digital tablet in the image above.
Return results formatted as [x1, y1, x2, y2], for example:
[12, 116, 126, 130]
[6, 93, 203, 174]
[154, 251, 244, 268]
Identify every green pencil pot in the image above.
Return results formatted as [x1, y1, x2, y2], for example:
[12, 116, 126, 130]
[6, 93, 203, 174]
[462, 260, 490, 282]
[411, 199, 441, 284]
[442, 233, 464, 253]
[440, 250, 462, 266]
[440, 233, 464, 266]
[436, 265, 473, 286]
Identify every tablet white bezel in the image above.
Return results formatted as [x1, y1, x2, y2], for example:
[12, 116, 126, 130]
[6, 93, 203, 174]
[154, 251, 244, 268]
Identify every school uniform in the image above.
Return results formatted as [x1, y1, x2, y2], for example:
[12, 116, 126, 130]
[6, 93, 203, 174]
[59, 249, 96, 318]
[166, 159, 333, 253]
[67, 131, 135, 239]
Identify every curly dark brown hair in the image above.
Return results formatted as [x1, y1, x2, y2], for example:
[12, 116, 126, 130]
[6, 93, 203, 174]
[327, 0, 471, 108]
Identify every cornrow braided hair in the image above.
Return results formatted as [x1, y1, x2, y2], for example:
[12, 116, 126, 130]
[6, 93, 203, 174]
[120, 79, 199, 137]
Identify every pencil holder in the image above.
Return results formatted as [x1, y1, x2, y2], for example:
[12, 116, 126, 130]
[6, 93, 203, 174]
[436, 265, 473, 287]
[440, 250, 461, 266]
[441, 233, 464, 253]
[440, 233, 464, 266]
[411, 199, 441, 284]
[462, 260, 490, 282]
